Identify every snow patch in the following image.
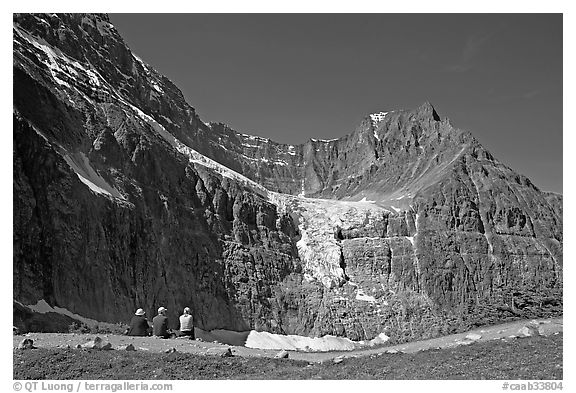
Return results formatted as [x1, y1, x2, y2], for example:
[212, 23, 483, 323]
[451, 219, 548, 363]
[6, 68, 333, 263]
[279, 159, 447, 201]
[116, 97, 270, 198]
[151, 82, 163, 93]
[15, 27, 108, 93]
[61, 152, 124, 200]
[85, 69, 100, 87]
[21, 299, 101, 328]
[356, 289, 376, 302]
[15, 27, 72, 87]
[370, 111, 389, 125]
[76, 174, 113, 196]
[159, 115, 174, 125]
[244, 329, 390, 352]
[369, 111, 389, 139]
[298, 179, 306, 197]
[240, 133, 269, 142]
[241, 143, 261, 149]
[246, 331, 356, 351]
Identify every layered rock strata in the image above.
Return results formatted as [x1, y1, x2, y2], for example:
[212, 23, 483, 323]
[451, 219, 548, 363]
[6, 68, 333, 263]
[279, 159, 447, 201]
[13, 13, 562, 342]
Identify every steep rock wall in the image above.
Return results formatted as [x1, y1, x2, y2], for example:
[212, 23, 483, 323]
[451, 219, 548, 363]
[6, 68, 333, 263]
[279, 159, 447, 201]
[13, 13, 562, 343]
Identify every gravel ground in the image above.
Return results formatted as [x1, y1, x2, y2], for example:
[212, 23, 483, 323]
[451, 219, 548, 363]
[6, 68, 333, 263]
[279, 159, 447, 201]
[13, 333, 563, 380]
[12, 317, 562, 363]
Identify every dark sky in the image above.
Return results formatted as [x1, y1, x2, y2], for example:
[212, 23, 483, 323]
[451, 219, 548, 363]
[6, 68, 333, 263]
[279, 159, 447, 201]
[109, 13, 562, 193]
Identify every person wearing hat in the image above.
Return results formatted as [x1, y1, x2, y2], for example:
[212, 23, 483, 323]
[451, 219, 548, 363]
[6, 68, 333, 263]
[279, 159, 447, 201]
[152, 306, 170, 338]
[177, 307, 195, 339]
[127, 308, 151, 336]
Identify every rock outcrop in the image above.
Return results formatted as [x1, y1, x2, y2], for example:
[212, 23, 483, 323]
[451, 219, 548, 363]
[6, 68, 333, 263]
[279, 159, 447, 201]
[13, 13, 562, 343]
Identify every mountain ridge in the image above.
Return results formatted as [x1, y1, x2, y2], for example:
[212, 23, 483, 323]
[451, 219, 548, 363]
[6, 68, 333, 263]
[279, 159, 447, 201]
[13, 13, 562, 342]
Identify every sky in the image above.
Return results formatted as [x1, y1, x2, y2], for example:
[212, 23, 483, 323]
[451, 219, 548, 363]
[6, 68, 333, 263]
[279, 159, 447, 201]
[109, 14, 562, 193]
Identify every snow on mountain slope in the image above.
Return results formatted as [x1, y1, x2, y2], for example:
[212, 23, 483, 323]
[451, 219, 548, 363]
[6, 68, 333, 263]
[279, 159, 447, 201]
[369, 111, 388, 140]
[130, 102, 271, 198]
[62, 152, 125, 199]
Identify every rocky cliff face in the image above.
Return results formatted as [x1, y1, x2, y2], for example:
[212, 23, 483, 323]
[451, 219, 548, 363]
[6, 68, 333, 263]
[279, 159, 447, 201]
[13, 13, 562, 342]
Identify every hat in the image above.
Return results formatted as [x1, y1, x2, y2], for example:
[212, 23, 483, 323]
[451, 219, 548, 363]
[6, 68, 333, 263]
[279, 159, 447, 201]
[158, 306, 167, 314]
[183, 307, 191, 314]
[135, 308, 145, 316]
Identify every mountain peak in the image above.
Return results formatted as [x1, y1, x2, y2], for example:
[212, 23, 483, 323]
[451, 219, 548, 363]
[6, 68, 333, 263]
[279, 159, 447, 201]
[416, 101, 440, 121]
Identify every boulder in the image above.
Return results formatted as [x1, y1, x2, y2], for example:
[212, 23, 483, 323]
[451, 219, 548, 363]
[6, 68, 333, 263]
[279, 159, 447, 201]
[117, 344, 136, 351]
[206, 347, 233, 357]
[80, 336, 112, 350]
[333, 356, 345, 364]
[465, 333, 482, 341]
[18, 338, 35, 350]
[370, 332, 390, 346]
[165, 347, 177, 354]
[101, 342, 113, 350]
[518, 325, 540, 337]
[274, 350, 289, 359]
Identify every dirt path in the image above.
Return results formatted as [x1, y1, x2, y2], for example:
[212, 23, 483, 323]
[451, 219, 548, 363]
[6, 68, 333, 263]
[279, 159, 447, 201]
[14, 317, 562, 363]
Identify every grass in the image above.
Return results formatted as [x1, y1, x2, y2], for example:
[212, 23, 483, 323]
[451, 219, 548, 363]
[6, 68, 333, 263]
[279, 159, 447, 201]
[13, 333, 562, 380]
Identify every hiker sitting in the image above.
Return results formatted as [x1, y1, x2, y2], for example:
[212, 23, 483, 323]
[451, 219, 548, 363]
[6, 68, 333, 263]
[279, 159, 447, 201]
[127, 308, 151, 336]
[177, 307, 195, 339]
[152, 306, 171, 339]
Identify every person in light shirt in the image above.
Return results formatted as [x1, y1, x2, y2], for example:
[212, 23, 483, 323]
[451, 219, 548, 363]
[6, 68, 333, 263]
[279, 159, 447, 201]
[178, 307, 194, 339]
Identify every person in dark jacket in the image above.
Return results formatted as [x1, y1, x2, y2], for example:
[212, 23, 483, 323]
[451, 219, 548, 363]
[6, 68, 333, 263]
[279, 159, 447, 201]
[127, 308, 151, 336]
[152, 306, 170, 338]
